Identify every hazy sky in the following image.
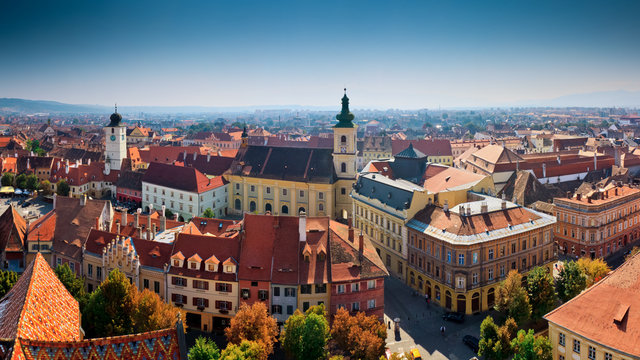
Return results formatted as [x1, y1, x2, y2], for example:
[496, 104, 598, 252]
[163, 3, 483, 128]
[1, 0, 639, 108]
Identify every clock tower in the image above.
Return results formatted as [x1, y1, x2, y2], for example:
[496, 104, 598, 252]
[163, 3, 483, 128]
[104, 105, 126, 171]
[332, 89, 358, 220]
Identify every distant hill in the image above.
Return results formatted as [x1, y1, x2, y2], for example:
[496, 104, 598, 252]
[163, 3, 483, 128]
[0, 98, 108, 114]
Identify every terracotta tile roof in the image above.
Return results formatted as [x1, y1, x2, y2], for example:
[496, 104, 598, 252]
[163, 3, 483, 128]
[392, 139, 452, 157]
[423, 166, 486, 193]
[189, 217, 239, 236]
[168, 233, 240, 281]
[329, 221, 388, 282]
[1, 157, 17, 173]
[238, 214, 278, 281]
[0, 206, 26, 253]
[26, 211, 56, 243]
[139, 146, 203, 164]
[12, 327, 183, 360]
[545, 252, 640, 357]
[52, 197, 109, 261]
[142, 162, 227, 193]
[300, 217, 330, 284]
[469, 144, 523, 164]
[111, 212, 184, 237]
[176, 153, 234, 176]
[0, 253, 80, 342]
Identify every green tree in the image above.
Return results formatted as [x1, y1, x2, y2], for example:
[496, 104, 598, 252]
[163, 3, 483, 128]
[0, 270, 18, 299]
[1, 173, 14, 186]
[576, 258, 611, 287]
[510, 330, 552, 360]
[15, 173, 27, 189]
[495, 270, 532, 325]
[164, 208, 174, 219]
[56, 179, 70, 196]
[626, 246, 640, 261]
[82, 269, 136, 337]
[478, 316, 513, 360]
[220, 340, 262, 360]
[202, 208, 215, 218]
[281, 305, 330, 360]
[556, 261, 587, 302]
[526, 266, 556, 320]
[54, 263, 88, 307]
[188, 336, 220, 360]
[39, 180, 52, 195]
[25, 174, 39, 191]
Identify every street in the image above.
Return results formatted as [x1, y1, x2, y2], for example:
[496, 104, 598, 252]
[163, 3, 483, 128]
[0, 196, 53, 221]
[384, 277, 490, 360]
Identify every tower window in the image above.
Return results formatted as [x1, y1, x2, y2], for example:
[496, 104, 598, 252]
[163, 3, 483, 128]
[340, 135, 347, 144]
[341, 162, 347, 173]
[111, 128, 114, 134]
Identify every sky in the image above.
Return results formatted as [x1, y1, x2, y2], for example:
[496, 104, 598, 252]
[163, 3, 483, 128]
[1, 0, 639, 109]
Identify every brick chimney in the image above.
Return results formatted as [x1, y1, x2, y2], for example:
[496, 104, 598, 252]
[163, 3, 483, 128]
[122, 211, 128, 226]
[299, 212, 306, 242]
[161, 205, 167, 232]
[358, 232, 364, 254]
[95, 216, 100, 230]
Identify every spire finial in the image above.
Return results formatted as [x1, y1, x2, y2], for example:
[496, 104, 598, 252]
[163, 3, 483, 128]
[115, 103, 117, 113]
[344, 88, 347, 95]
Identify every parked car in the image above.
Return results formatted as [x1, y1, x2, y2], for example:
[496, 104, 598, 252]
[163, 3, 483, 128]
[462, 335, 480, 353]
[409, 348, 422, 360]
[442, 312, 465, 323]
[21, 201, 31, 208]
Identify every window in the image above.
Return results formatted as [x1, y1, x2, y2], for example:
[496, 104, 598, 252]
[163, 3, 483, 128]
[299, 190, 304, 197]
[367, 280, 376, 289]
[604, 353, 612, 360]
[315, 284, 327, 293]
[216, 283, 232, 292]
[87, 264, 93, 278]
[588, 346, 596, 360]
[573, 339, 580, 353]
[488, 268, 494, 280]
[447, 251, 452, 263]
[500, 265, 505, 277]
[337, 284, 345, 294]
[351, 283, 360, 292]
[266, 187, 271, 194]
[173, 277, 186, 286]
[368, 299, 376, 309]
[96, 266, 102, 281]
[70, 263, 75, 272]
[318, 192, 324, 200]
[472, 252, 478, 264]
[154, 281, 160, 294]
[456, 276, 465, 289]
[488, 249, 494, 260]
[272, 305, 283, 314]
[258, 290, 269, 301]
[341, 187, 346, 195]
[287, 305, 294, 315]
[285, 287, 296, 297]
[319, 203, 324, 212]
[143, 279, 149, 289]
[458, 254, 465, 265]
[341, 162, 347, 173]
[472, 273, 479, 284]
[283, 189, 287, 196]
[352, 302, 360, 311]
[241, 289, 250, 299]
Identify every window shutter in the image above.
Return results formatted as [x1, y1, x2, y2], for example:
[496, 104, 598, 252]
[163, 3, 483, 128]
[193, 297, 198, 306]
[181, 295, 186, 304]
[215, 301, 221, 309]
[204, 281, 209, 290]
[171, 277, 177, 285]
[227, 284, 232, 292]
[193, 280, 198, 288]
[171, 293, 177, 302]
[205, 299, 209, 307]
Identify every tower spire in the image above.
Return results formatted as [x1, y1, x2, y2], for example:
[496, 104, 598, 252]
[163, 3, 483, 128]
[335, 89, 355, 127]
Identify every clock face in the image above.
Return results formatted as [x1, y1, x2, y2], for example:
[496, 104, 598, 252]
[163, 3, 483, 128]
[110, 135, 116, 141]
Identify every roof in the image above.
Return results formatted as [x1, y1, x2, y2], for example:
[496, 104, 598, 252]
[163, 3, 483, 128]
[138, 146, 204, 164]
[394, 143, 426, 159]
[26, 211, 56, 243]
[231, 145, 335, 183]
[352, 173, 423, 211]
[190, 217, 240, 237]
[237, 214, 279, 281]
[142, 162, 227, 193]
[0, 206, 27, 253]
[545, 252, 640, 357]
[392, 139, 452, 157]
[300, 217, 330, 284]
[84, 230, 173, 270]
[116, 170, 144, 190]
[0, 253, 80, 342]
[471, 144, 523, 164]
[329, 221, 388, 282]
[52, 197, 109, 261]
[168, 233, 240, 281]
[176, 153, 234, 176]
[423, 166, 487, 193]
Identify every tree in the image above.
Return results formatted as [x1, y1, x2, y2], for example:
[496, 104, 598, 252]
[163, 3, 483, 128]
[56, 179, 70, 196]
[1, 173, 14, 186]
[0, 270, 18, 298]
[203, 208, 215, 218]
[132, 289, 183, 333]
[39, 180, 52, 195]
[495, 270, 532, 325]
[220, 340, 262, 360]
[626, 246, 640, 261]
[82, 269, 136, 337]
[556, 261, 587, 302]
[526, 266, 556, 320]
[330, 307, 386, 360]
[25, 174, 39, 191]
[164, 208, 174, 219]
[510, 330, 552, 360]
[281, 305, 330, 360]
[188, 336, 220, 360]
[576, 258, 611, 286]
[15, 173, 27, 189]
[54, 263, 88, 307]
[225, 302, 278, 360]
[478, 316, 515, 360]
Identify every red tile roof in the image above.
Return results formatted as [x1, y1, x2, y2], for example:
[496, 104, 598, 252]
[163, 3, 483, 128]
[52, 197, 109, 261]
[142, 162, 227, 193]
[545, 252, 640, 356]
[84, 229, 173, 270]
[0, 253, 80, 342]
[329, 221, 388, 282]
[392, 139, 452, 157]
[0, 206, 26, 253]
[26, 210, 56, 243]
[139, 146, 204, 164]
[168, 233, 240, 281]
[300, 217, 330, 285]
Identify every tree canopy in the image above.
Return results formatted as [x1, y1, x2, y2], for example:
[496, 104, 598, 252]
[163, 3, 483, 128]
[495, 270, 532, 325]
[202, 208, 215, 218]
[281, 305, 330, 360]
[478, 316, 516, 360]
[526, 266, 556, 320]
[576, 257, 610, 287]
[188, 336, 220, 360]
[556, 261, 587, 302]
[219, 340, 263, 360]
[54, 263, 88, 307]
[0, 270, 18, 299]
[1, 173, 14, 186]
[56, 179, 70, 196]
[510, 330, 552, 360]
[224, 302, 278, 360]
[330, 307, 386, 360]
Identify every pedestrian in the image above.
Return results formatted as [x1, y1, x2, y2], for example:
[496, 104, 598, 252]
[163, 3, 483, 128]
[440, 326, 445, 336]
[424, 293, 429, 303]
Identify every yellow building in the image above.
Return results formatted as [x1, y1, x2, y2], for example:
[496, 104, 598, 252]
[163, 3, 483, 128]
[545, 251, 640, 360]
[228, 91, 358, 220]
[406, 193, 556, 314]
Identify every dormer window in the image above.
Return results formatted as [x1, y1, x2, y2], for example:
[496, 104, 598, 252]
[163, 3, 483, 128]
[171, 251, 185, 268]
[317, 244, 327, 262]
[188, 253, 202, 270]
[302, 243, 312, 263]
[223, 257, 237, 273]
[205, 254, 220, 272]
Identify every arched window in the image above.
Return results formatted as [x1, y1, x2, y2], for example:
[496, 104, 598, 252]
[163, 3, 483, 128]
[341, 162, 347, 173]
[340, 135, 347, 144]
[281, 205, 289, 214]
[265, 203, 272, 213]
[249, 201, 256, 212]
[234, 199, 241, 210]
[298, 207, 306, 215]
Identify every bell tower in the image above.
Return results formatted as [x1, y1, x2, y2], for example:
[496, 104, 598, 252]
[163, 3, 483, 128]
[104, 105, 126, 171]
[332, 89, 358, 220]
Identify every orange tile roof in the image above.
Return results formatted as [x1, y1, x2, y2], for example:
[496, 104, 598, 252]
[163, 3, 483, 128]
[329, 221, 388, 282]
[0, 253, 80, 342]
[423, 167, 487, 193]
[26, 211, 56, 243]
[545, 252, 640, 356]
[0, 206, 27, 253]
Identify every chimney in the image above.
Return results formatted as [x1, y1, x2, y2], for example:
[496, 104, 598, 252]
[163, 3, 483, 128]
[299, 212, 307, 242]
[207, 154, 211, 162]
[577, 193, 582, 201]
[443, 200, 449, 212]
[183, 150, 187, 161]
[557, 155, 561, 165]
[348, 227, 354, 242]
[135, 208, 141, 228]
[615, 188, 618, 196]
[53, 193, 57, 209]
[138, 226, 143, 238]
[193, 152, 197, 161]
[217, 150, 221, 156]
[480, 201, 488, 213]
[152, 224, 157, 240]
[122, 211, 128, 226]
[358, 232, 364, 254]
[594, 152, 597, 170]
[116, 221, 121, 234]
[175, 213, 179, 221]
[95, 216, 100, 230]
[542, 163, 546, 178]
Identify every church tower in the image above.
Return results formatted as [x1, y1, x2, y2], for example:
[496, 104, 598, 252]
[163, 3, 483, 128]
[104, 105, 126, 171]
[332, 89, 358, 220]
